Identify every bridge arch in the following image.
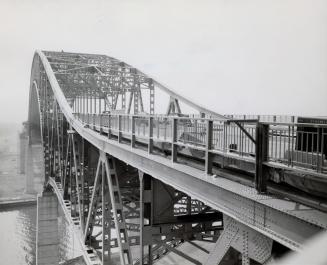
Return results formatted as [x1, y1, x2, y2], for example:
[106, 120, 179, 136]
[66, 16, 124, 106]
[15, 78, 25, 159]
[28, 80, 42, 144]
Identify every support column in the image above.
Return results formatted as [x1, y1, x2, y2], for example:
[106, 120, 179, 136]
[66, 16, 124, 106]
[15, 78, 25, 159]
[138, 172, 154, 265]
[103, 152, 133, 265]
[102, 164, 111, 264]
[19, 125, 28, 174]
[25, 143, 35, 193]
[36, 186, 59, 265]
[139, 171, 145, 265]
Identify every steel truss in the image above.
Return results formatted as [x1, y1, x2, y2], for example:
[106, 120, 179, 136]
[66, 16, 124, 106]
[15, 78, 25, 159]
[36, 86, 220, 264]
[28, 50, 327, 265]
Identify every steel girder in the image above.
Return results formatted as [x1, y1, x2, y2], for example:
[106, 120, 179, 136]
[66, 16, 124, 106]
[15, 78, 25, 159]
[137, 171, 222, 265]
[204, 215, 273, 265]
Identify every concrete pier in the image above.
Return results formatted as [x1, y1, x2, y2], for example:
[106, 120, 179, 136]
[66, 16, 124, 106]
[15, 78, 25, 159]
[25, 143, 36, 193]
[19, 124, 28, 174]
[36, 187, 59, 265]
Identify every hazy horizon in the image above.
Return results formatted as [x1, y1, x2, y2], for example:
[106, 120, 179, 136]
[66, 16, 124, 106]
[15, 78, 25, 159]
[1, 0, 326, 123]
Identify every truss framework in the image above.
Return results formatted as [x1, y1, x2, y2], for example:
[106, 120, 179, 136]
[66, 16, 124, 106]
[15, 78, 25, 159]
[29, 50, 327, 265]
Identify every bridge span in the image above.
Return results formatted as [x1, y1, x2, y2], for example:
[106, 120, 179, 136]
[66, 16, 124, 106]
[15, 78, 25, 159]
[27, 50, 327, 265]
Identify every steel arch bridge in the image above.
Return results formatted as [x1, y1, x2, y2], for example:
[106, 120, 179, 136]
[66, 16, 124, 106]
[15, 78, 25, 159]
[28, 50, 327, 265]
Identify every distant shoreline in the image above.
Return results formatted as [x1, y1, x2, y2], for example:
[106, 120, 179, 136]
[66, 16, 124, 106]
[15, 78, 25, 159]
[0, 197, 37, 209]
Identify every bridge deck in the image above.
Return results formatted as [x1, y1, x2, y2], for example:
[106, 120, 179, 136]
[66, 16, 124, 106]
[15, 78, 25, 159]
[67, 114, 327, 250]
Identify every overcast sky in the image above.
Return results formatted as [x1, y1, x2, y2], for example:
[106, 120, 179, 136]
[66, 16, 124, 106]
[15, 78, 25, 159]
[0, 0, 326, 123]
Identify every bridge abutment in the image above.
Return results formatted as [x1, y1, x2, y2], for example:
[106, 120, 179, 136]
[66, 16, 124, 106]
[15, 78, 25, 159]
[36, 187, 59, 265]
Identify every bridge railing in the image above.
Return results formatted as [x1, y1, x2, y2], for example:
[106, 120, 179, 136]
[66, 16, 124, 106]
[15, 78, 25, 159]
[74, 113, 327, 186]
[225, 114, 296, 123]
[212, 121, 256, 156]
[153, 116, 172, 141]
[75, 112, 257, 159]
[263, 122, 327, 173]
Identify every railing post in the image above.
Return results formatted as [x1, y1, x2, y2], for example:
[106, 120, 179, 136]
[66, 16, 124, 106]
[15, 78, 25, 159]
[205, 120, 213, 175]
[321, 128, 325, 172]
[118, 115, 122, 143]
[171, 118, 178, 162]
[108, 113, 111, 139]
[194, 119, 198, 141]
[255, 123, 269, 193]
[99, 114, 103, 135]
[222, 122, 227, 168]
[317, 128, 321, 172]
[131, 115, 135, 148]
[148, 117, 153, 154]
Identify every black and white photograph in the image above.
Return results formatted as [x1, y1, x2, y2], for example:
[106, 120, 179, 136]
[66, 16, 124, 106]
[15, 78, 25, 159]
[0, 1, 326, 264]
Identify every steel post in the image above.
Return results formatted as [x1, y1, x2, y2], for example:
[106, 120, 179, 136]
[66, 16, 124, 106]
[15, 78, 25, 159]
[255, 123, 269, 193]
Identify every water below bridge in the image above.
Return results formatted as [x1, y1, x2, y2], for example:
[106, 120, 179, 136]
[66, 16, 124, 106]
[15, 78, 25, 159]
[0, 204, 86, 265]
[0, 204, 36, 265]
[0, 123, 82, 265]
